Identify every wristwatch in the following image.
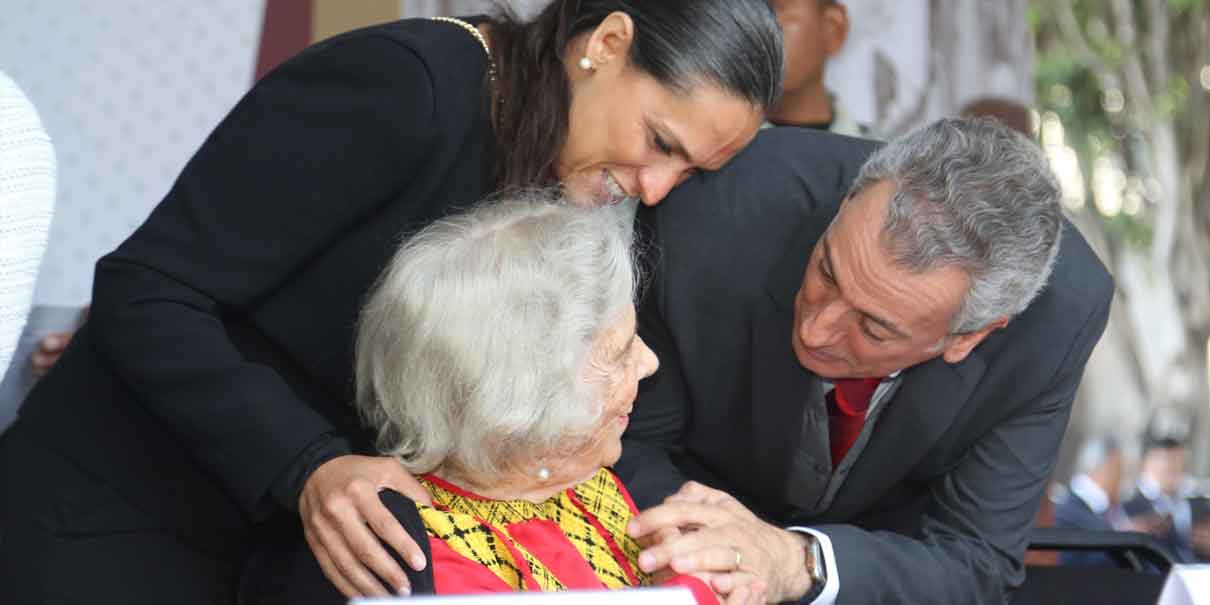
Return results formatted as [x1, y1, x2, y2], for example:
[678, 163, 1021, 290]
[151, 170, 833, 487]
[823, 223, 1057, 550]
[801, 532, 828, 602]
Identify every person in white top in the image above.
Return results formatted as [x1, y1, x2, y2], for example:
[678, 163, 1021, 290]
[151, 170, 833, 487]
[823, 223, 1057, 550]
[0, 71, 56, 378]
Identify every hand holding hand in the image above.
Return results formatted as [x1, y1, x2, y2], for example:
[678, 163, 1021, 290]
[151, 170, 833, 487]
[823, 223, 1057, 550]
[32, 331, 74, 376]
[628, 482, 811, 604]
[299, 455, 433, 598]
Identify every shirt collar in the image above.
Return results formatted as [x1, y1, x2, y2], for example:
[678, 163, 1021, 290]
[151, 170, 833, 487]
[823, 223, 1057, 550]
[1070, 474, 1111, 514]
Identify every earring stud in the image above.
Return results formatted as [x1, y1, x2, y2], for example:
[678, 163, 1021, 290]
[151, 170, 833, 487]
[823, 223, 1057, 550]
[578, 57, 594, 71]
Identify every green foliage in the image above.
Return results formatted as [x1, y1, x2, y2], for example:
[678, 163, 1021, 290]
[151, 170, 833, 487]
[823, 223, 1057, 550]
[1030, 0, 1171, 252]
[1101, 212, 1155, 249]
[1157, 76, 1190, 119]
[1169, 0, 1199, 16]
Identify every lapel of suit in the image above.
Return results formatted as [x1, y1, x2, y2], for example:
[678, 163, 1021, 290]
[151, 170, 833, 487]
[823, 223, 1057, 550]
[820, 351, 987, 520]
[750, 211, 833, 516]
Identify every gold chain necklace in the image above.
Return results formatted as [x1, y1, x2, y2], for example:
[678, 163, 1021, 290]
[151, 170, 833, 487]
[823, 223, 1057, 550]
[430, 16, 498, 88]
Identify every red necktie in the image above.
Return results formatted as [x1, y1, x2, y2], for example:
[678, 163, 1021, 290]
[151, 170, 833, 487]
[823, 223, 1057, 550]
[827, 377, 883, 469]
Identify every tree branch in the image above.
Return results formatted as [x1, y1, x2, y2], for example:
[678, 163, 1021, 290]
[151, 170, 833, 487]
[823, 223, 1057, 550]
[1051, 0, 1111, 75]
[1107, 0, 1156, 119]
[1144, 0, 1170, 98]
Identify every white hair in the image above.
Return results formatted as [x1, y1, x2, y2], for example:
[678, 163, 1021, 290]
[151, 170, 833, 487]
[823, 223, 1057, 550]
[355, 192, 638, 481]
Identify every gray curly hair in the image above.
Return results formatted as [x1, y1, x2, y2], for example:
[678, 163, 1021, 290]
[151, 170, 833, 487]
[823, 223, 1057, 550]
[848, 117, 1063, 333]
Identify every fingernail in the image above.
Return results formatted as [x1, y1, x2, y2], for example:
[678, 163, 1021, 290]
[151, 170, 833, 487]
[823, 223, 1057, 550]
[396, 583, 411, 596]
[627, 520, 640, 536]
[638, 552, 654, 570]
[411, 554, 427, 570]
[45, 336, 62, 348]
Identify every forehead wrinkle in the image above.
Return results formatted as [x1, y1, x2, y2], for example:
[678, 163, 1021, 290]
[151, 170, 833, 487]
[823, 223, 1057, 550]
[853, 228, 965, 335]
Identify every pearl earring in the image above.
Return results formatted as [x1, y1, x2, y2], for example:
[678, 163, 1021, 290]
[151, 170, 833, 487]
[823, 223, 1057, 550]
[537, 467, 551, 482]
[578, 56, 594, 71]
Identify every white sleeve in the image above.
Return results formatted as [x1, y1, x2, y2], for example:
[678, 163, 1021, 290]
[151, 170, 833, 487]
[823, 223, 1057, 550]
[787, 526, 840, 605]
[0, 71, 56, 375]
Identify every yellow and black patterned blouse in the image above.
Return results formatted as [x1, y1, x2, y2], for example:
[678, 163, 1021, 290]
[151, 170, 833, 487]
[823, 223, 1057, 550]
[417, 467, 660, 593]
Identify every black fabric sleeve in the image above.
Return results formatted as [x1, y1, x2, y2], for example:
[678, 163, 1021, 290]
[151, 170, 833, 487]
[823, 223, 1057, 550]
[615, 211, 695, 509]
[238, 489, 434, 603]
[89, 33, 438, 518]
[805, 287, 1113, 605]
[379, 489, 437, 595]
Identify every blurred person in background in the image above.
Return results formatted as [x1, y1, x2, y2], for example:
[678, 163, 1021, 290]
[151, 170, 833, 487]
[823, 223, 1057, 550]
[1123, 429, 1201, 562]
[960, 97, 1033, 140]
[0, 2, 783, 603]
[1053, 436, 1134, 567]
[765, 0, 874, 137]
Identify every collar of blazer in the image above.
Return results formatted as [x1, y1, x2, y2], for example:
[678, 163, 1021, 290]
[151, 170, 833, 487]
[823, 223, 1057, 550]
[757, 204, 988, 521]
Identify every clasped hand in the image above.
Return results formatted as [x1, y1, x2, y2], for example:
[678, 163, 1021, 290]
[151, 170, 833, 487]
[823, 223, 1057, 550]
[627, 482, 812, 604]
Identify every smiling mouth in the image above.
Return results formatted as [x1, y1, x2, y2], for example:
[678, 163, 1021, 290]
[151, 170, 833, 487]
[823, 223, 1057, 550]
[600, 170, 629, 206]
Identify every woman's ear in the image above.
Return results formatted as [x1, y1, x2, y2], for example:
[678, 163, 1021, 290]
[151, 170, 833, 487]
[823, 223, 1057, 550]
[583, 11, 635, 68]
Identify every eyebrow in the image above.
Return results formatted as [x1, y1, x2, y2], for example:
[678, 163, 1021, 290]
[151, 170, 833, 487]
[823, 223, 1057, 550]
[821, 236, 909, 340]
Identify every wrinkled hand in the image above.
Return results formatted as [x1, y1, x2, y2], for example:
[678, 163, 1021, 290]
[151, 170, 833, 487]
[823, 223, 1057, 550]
[1192, 522, 1210, 557]
[628, 482, 810, 604]
[1122, 512, 1172, 538]
[32, 330, 75, 377]
[299, 455, 433, 598]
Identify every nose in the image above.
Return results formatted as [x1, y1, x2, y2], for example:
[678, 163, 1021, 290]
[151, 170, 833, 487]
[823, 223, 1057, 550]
[798, 298, 846, 349]
[636, 165, 684, 207]
[636, 336, 660, 379]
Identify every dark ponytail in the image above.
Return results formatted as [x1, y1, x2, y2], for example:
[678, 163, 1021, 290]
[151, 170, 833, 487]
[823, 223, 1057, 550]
[486, 0, 782, 191]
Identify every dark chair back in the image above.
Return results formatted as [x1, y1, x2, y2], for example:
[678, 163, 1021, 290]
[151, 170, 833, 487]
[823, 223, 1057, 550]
[1011, 528, 1174, 605]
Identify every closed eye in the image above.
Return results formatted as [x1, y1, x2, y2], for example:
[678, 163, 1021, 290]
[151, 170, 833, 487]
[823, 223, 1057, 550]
[653, 132, 673, 155]
[819, 258, 836, 286]
[861, 323, 888, 343]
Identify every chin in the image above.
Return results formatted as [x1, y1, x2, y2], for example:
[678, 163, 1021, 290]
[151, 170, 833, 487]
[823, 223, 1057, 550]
[600, 446, 623, 470]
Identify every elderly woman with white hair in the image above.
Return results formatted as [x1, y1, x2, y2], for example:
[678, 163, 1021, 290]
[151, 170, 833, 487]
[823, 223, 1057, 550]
[259, 195, 721, 604]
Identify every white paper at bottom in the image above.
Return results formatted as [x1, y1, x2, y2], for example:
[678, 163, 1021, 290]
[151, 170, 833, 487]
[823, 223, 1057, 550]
[353, 587, 696, 605]
[1157, 564, 1210, 605]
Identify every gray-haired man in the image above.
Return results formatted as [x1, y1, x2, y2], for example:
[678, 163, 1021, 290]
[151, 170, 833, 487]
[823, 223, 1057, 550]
[618, 118, 1113, 604]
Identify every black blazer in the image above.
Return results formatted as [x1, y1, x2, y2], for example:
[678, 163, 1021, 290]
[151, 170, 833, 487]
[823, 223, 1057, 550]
[1052, 489, 1119, 568]
[1121, 488, 1195, 562]
[615, 128, 1114, 604]
[7, 18, 495, 555]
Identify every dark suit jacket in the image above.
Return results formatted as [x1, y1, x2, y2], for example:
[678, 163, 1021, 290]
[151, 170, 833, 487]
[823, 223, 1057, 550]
[4, 18, 494, 558]
[1121, 488, 1195, 562]
[1052, 489, 1117, 567]
[615, 128, 1114, 604]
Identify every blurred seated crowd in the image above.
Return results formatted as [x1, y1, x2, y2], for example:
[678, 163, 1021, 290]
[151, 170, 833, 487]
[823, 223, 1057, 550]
[1051, 421, 1210, 567]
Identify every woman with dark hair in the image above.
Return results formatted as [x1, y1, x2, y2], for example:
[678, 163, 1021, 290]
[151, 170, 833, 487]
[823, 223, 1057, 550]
[0, 1, 782, 604]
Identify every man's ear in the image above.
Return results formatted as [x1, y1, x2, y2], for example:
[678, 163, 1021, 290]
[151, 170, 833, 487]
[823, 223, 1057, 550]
[823, 3, 850, 57]
[941, 316, 1009, 364]
[583, 11, 636, 68]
